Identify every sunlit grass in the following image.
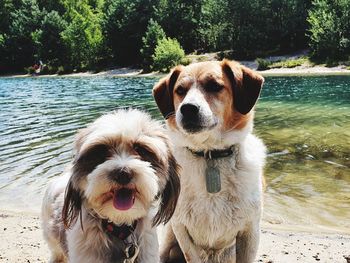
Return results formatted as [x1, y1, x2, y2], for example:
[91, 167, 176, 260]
[256, 57, 313, 70]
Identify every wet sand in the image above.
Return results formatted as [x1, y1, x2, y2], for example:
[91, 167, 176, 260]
[1, 210, 349, 263]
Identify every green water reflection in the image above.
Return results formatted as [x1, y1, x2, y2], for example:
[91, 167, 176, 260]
[256, 76, 350, 232]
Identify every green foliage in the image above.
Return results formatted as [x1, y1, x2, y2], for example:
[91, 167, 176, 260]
[152, 37, 185, 72]
[0, 0, 348, 73]
[308, 0, 350, 60]
[47, 65, 58, 74]
[0, 34, 5, 49]
[2, 0, 43, 71]
[36, 0, 65, 14]
[225, 0, 311, 58]
[61, 0, 105, 70]
[180, 57, 192, 66]
[57, 66, 66, 75]
[140, 19, 166, 71]
[0, 0, 15, 34]
[102, 0, 158, 65]
[155, 0, 202, 52]
[196, 0, 231, 51]
[35, 11, 68, 66]
[257, 57, 308, 70]
[154, 0, 311, 57]
[269, 57, 308, 68]
[25, 66, 36, 74]
[256, 58, 272, 70]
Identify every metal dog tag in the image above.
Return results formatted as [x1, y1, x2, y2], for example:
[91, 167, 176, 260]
[205, 159, 221, 193]
[123, 243, 139, 263]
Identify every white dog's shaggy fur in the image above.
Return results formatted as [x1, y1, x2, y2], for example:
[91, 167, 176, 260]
[42, 109, 180, 263]
[153, 60, 266, 263]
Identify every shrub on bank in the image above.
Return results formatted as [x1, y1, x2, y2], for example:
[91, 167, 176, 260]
[180, 57, 192, 66]
[256, 57, 309, 70]
[26, 66, 36, 75]
[256, 58, 272, 70]
[152, 38, 185, 72]
[140, 19, 166, 72]
[269, 57, 308, 69]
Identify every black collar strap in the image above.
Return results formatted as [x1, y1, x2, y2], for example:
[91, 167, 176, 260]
[187, 145, 235, 159]
[102, 219, 137, 240]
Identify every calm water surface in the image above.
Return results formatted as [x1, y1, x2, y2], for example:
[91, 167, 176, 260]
[0, 75, 349, 233]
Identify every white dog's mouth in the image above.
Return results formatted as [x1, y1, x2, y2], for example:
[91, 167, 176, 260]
[99, 185, 137, 211]
[113, 188, 136, 211]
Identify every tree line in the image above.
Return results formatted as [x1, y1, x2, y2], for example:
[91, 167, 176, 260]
[0, 0, 349, 74]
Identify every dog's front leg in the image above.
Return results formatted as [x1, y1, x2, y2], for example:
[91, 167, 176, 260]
[236, 222, 260, 263]
[159, 223, 178, 263]
[172, 222, 202, 263]
[137, 228, 159, 263]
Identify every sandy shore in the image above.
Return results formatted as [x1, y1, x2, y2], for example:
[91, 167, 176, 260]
[0, 67, 162, 78]
[2, 63, 350, 79]
[1, 210, 349, 263]
[259, 65, 350, 76]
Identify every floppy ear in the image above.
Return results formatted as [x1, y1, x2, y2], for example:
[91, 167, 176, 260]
[61, 126, 92, 229]
[152, 152, 180, 226]
[152, 66, 182, 119]
[222, 60, 264, 115]
[62, 178, 82, 229]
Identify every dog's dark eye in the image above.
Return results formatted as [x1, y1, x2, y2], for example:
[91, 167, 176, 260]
[76, 144, 110, 173]
[134, 144, 151, 157]
[205, 81, 224, 93]
[134, 143, 160, 168]
[175, 86, 187, 96]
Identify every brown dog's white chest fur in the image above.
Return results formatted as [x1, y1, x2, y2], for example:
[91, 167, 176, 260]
[153, 60, 266, 263]
[171, 134, 265, 255]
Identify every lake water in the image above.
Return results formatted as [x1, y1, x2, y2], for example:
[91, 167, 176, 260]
[0, 75, 349, 233]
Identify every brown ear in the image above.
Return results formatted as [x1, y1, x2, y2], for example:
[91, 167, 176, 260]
[152, 66, 182, 119]
[152, 152, 180, 226]
[62, 177, 82, 229]
[222, 60, 264, 115]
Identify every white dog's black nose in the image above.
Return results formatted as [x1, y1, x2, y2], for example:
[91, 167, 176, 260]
[180, 103, 199, 119]
[112, 169, 132, 185]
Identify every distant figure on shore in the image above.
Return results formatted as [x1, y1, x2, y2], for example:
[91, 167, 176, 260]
[33, 60, 43, 75]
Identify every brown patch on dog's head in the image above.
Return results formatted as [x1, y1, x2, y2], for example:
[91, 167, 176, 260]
[152, 66, 183, 119]
[62, 178, 82, 229]
[220, 60, 264, 130]
[152, 150, 180, 226]
[62, 138, 114, 229]
[221, 59, 264, 115]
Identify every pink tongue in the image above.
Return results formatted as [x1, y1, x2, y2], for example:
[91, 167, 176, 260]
[113, 188, 135, 210]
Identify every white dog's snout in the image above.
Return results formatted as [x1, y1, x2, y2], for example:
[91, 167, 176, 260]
[110, 168, 133, 185]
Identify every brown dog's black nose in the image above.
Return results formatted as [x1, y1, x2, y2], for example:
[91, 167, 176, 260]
[180, 103, 199, 119]
[111, 169, 132, 185]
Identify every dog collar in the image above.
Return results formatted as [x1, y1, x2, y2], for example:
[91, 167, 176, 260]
[102, 219, 139, 261]
[187, 145, 236, 194]
[187, 145, 235, 159]
[102, 219, 137, 241]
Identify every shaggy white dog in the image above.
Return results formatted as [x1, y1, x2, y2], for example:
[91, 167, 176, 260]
[42, 109, 180, 263]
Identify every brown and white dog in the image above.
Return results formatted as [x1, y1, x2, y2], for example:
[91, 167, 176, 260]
[153, 60, 266, 263]
[42, 109, 180, 263]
